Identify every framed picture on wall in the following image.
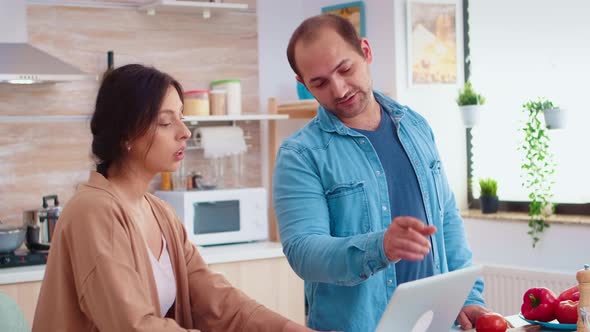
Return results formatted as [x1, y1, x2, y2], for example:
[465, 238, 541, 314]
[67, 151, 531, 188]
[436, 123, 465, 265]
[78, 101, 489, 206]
[322, 1, 366, 37]
[406, 0, 459, 86]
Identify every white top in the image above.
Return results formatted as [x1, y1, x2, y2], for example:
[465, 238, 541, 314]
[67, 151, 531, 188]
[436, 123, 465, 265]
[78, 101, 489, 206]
[147, 236, 177, 317]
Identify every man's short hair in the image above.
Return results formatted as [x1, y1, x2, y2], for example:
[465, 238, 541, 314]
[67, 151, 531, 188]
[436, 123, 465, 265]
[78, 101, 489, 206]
[287, 14, 363, 79]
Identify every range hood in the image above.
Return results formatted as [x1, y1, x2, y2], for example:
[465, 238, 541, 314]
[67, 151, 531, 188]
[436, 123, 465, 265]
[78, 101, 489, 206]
[0, 0, 95, 84]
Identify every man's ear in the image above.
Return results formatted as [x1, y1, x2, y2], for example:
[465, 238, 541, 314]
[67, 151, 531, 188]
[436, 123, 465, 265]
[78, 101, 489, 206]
[295, 75, 304, 84]
[360, 38, 373, 64]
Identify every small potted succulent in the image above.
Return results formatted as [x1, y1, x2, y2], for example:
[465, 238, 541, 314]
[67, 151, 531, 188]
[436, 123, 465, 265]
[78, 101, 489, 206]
[479, 177, 498, 214]
[457, 82, 486, 128]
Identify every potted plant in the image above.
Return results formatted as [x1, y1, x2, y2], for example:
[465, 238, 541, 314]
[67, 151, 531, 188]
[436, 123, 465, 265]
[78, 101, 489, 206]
[542, 102, 566, 129]
[521, 98, 556, 247]
[479, 178, 498, 214]
[456, 82, 486, 128]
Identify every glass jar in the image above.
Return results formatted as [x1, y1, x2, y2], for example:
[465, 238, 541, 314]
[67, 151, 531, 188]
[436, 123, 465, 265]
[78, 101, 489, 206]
[210, 79, 241, 115]
[196, 157, 224, 190]
[230, 152, 244, 188]
[184, 90, 210, 116]
[160, 172, 172, 191]
[209, 89, 227, 116]
[172, 160, 187, 191]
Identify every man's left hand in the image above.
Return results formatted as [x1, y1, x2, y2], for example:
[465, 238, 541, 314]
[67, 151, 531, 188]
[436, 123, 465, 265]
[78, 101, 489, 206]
[456, 304, 490, 330]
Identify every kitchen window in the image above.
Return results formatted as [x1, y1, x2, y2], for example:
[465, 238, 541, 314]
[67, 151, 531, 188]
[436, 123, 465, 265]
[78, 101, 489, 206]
[465, 0, 589, 213]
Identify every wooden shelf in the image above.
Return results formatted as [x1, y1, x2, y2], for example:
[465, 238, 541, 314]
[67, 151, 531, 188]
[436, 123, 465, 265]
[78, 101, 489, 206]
[275, 100, 319, 119]
[183, 113, 288, 124]
[0, 115, 90, 123]
[139, 0, 248, 16]
[28, 0, 249, 14]
[0, 113, 287, 124]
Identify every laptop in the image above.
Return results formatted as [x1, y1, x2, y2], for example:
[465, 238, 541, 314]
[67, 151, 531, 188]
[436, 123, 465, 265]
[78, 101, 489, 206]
[375, 265, 483, 332]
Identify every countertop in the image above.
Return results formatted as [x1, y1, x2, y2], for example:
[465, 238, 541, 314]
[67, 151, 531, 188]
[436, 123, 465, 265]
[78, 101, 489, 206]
[199, 240, 285, 264]
[455, 315, 569, 331]
[0, 241, 285, 285]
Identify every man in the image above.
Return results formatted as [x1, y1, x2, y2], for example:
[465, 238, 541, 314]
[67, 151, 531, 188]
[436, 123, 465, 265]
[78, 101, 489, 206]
[272, 14, 487, 332]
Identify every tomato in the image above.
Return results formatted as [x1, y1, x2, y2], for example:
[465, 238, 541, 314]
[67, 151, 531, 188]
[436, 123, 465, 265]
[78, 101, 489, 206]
[475, 312, 508, 332]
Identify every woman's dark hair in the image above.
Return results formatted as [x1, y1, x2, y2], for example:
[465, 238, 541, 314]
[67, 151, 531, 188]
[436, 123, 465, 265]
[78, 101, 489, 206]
[91, 64, 183, 177]
[287, 14, 363, 79]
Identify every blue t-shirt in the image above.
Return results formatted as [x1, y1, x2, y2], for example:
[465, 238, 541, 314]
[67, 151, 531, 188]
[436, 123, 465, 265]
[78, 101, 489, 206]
[354, 109, 434, 284]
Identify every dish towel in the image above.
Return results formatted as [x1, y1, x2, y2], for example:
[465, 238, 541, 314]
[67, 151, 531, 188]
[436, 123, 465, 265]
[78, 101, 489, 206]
[196, 126, 247, 159]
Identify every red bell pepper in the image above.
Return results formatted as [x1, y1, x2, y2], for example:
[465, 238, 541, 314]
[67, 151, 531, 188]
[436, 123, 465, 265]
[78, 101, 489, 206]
[557, 285, 580, 302]
[521, 287, 558, 322]
[555, 300, 579, 324]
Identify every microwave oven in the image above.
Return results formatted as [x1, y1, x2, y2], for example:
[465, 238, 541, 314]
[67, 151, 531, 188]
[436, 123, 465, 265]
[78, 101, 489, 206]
[154, 187, 268, 246]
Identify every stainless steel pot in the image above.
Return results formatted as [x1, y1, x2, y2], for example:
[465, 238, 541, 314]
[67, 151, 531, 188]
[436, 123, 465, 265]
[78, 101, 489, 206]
[23, 194, 60, 251]
[0, 223, 26, 254]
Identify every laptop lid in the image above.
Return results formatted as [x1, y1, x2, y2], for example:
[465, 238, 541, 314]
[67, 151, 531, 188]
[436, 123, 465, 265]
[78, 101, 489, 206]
[375, 265, 483, 332]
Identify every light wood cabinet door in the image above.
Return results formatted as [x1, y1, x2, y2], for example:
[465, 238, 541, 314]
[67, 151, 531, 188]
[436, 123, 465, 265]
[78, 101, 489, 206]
[0, 256, 305, 327]
[0, 281, 42, 326]
[210, 257, 305, 325]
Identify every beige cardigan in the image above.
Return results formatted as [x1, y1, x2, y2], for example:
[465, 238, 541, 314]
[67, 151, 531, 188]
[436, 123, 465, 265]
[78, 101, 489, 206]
[32, 172, 289, 332]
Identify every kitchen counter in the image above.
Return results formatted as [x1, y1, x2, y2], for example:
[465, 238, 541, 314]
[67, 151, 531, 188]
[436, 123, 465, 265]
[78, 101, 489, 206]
[198, 240, 285, 264]
[0, 265, 46, 285]
[0, 241, 285, 285]
[454, 314, 573, 331]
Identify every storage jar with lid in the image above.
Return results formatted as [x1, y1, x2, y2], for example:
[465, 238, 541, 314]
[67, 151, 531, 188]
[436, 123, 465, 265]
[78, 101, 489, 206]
[209, 89, 227, 115]
[210, 79, 241, 115]
[184, 90, 210, 116]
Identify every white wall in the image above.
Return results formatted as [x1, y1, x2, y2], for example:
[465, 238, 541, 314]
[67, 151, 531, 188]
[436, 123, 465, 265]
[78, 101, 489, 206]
[392, 0, 467, 209]
[257, 0, 469, 208]
[464, 218, 589, 274]
[257, 0, 304, 190]
[257, 1, 304, 103]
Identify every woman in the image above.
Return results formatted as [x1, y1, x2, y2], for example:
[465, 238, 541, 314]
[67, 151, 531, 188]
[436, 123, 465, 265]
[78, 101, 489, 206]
[32, 64, 319, 332]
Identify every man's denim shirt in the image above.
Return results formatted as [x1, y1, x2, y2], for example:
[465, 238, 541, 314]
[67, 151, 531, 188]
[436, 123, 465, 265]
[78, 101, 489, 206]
[272, 91, 485, 332]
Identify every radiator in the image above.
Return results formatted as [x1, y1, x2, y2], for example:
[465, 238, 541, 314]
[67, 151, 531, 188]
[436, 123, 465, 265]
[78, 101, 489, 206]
[481, 265, 576, 316]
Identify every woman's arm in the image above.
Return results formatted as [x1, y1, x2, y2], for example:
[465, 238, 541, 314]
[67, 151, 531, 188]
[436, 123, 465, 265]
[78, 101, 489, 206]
[61, 195, 195, 331]
[178, 222, 291, 331]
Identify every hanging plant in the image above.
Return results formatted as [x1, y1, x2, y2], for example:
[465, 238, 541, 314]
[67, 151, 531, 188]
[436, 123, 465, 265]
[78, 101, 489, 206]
[456, 82, 486, 128]
[520, 98, 556, 247]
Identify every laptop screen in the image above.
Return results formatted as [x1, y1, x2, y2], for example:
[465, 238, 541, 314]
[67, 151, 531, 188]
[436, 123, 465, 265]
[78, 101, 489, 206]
[375, 265, 482, 332]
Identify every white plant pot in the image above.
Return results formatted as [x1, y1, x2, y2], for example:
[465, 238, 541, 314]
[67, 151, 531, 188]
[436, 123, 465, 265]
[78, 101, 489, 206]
[459, 105, 482, 128]
[543, 107, 566, 129]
